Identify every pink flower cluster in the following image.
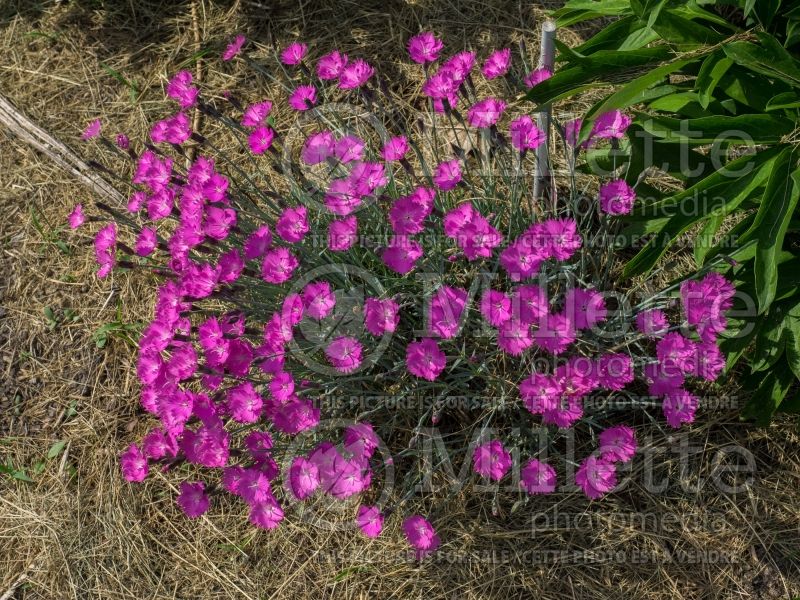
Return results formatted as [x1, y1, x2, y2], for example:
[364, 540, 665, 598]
[73, 30, 739, 558]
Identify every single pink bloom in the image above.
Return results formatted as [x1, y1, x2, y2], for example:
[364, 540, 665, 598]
[575, 455, 617, 499]
[68, 204, 85, 229]
[599, 179, 636, 215]
[532, 314, 575, 355]
[357, 505, 384, 538]
[519, 373, 561, 414]
[281, 42, 308, 66]
[482, 48, 512, 79]
[249, 499, 284, 529]
[381, 135, 409, 161]
[248, 126, 275, 155]
[81, 119, 101, 140]
[509, 115, 545, 150]
[328, 216, 358, 251]
[261, 247, 299, 284]
[498, 319, 533, 356]
[288, 85, 317, 111]
[339, 59, 374, 89]
[472, 439, 512, 481]
[520, 459, 557, 494]
[135, 226, 157, 257]
[406, 338, 446, 381]
[402, 515, 440, 558]
[598, 426, 637, 463]
[381, 235, 423, 274]
[334, 135, 365, 163]
[364, 297, 400, 336]
[467, 97, 506, 128]
[302, 280, 336, 320]
[276, 205, 309, 243]
[241, 100, 273, 128]
[407, 32, 444, 64]
[563, 288, 607, 330]
[523, 67, 552, 88]
[592, 110, 632, 139]
[317, 50, 348, 79]
[433, 159, 462, 191]
[302, 131, 336, 165]
[480, 289, 512, 327]
[325, 336, 363, 373]
[176, 481, 210, 518]
[222, 35, 246, 61]
[120, 443, 148, 482]
[288, 456, 320, 500]
[663, 388, 699, 428]
[636, 308, 669, 339]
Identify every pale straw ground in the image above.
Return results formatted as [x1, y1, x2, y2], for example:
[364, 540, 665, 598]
[0, 1, 799, 599]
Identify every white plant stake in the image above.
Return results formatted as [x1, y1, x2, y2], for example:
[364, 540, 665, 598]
[533, 19, 557, 203]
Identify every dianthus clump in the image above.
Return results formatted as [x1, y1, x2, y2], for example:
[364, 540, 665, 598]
[72, 28, 735, 560]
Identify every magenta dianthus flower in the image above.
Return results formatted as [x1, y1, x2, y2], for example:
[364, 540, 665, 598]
[381, 135, 410, 161]
[598, 425, 637, 463]
[592, 110, 632, 139]
[276, 205, 309, 243]
[467, 97, 506, 128]
[317, 50, 348, 79]
[509, 115, 545, 151]
[520, 459, 557, 494]
[498, 319, 534, 356]
[402, 515, 440, 558]
[222, 34, 246, 61]
[248, 126, 275, 155]
[406, 338, 447, 381]
[480, 289, 512, 327]
[382, 235, 423, 274]
[636, 308, 669, 338]
[288, 456, 320, 500]
[120, 443, 148, 482]
[241, 100, 273, 128]
[357, 505, 384, 538]
[433, 159, 462, 191]
[523, 67, 552, 88]
[339, 59, 374, 89]
[407, 32, 444, 64]
[364, 297, 400, 336]
[280, 42, 307, 66]
[177, 481, 210, 518]
[482, 48, 511, 79]
[599, 179, 636, 215]
[663, 388, 699, 428]
[68, 204, 85, 229]
[288, 84, 317, 111]
[575, 455, 617, 499]
[472, 439, 512, 481]
[328, 216, 358, 251]
[325, 336, 363, 373]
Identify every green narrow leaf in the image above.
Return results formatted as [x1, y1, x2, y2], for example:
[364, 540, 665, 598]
[751, 303, 789, 372]
[637, 113, 795, 144]
[47, 440, 67, 460]
[621, 148, 779, 278]
[695, 54, 733, 109]
[766, 91, 800, 111]
[723, 34, 800, 87]
[577, 57, 701, 142]
[741, 360, 795, 425]
[739, 151, 800, 313]
[783, 302, 800, 380]
[694, 212, 725, 266]
[648, 9, 726, 48]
